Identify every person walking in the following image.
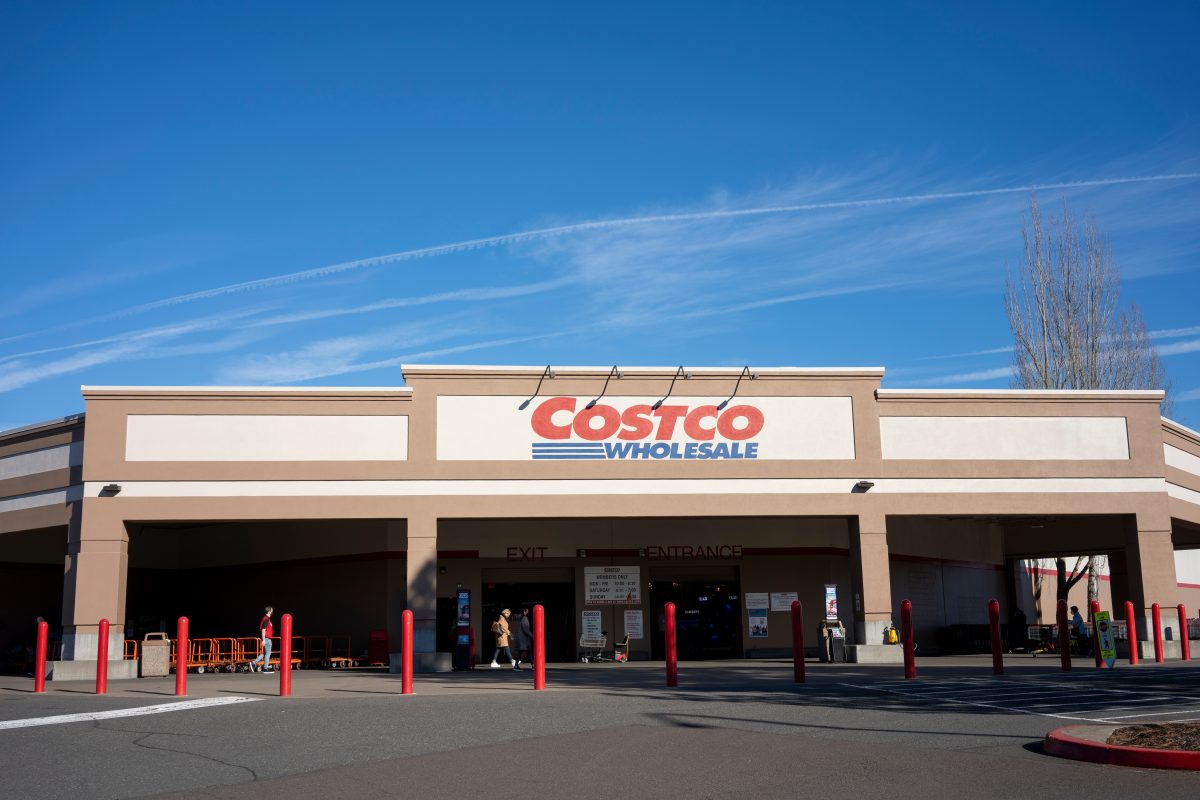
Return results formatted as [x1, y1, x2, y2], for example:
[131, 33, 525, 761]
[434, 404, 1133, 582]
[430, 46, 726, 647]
[489, 608, 514, 669]
[249, 606, 274, 673]
[1070, 605, 1090, 656]
[514, 607, 533, 670]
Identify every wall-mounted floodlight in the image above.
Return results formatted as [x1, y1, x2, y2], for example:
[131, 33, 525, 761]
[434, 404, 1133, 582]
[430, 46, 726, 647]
[518, 365, 555, 410]
[716, 366, 757, 410]
[585, 365, 622, 409]
[651, 366, 690, 410]
[853, 480, 875, 493]
[100, 483, 122, 495]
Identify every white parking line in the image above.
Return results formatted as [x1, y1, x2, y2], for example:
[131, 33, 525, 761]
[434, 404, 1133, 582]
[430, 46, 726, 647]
[1023, 696, 1173, 709]
[1099, 706, 1200, 720]
[0, 696, 260, 731]
[842, 676, 1200, 724]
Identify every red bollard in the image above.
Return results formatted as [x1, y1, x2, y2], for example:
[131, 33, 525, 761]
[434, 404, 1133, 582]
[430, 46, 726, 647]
[401, 609, 413, 695]
[33, 620, 48, 694]
[1152, 603, 1164, 663]
[1090, 600, 1103, 669]
[1124, 600, 1138, 666]
[533, 604, 546, 690]
[279, 614, 292, 697]
[791, 600, 805, 683]
[665, 602, 678, 687]
[1056, 600, 1071, 672]
[1178, 605, 1191, 662]
[988, 599, 1003, 676]
[900, 599, 915, 680]
[175, 616, 188, 697]
[96, 618, 109, 695]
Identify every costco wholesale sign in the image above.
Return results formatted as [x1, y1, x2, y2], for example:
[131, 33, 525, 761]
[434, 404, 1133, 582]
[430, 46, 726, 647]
[437, 396, 855, 460]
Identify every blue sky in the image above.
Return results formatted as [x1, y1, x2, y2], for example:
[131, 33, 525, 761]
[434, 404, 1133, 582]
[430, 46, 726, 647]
[2, 3, 1199, 429]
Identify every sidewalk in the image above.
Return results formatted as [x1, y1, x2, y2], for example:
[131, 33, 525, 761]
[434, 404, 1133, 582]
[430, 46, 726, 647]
[2, 654, 1194, 701]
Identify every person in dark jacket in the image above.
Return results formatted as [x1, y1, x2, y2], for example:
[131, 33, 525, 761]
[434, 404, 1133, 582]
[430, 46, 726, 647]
[514, 608, 534, 670]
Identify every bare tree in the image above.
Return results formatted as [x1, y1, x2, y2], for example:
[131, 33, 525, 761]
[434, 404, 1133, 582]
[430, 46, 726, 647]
[1006, 197, 1170, 603]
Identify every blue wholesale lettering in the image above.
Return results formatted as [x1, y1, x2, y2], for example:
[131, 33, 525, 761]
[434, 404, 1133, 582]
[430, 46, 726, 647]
[602, 441, 759, 459]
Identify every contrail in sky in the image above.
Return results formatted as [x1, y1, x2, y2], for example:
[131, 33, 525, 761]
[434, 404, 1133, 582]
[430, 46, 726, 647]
[100, 172, 1200, 314]
[4, 171, 1198, 345]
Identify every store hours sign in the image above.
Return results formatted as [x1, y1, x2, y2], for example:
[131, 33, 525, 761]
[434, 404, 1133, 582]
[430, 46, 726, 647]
[585, 566, 642, 605]
[437, 395, 855, 460]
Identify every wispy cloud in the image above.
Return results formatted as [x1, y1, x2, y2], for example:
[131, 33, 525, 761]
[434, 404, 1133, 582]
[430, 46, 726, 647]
[1156, 338, 1200, 357]
[4, 171, 1196, 348]
[1176, 388, 1200, 404]
[216, 327, 559, 385]
[0, 312, 268, 393]
[0, 279, 566, 366]
[914, 325, 1200, 364]
[904, 366, 1016, 386]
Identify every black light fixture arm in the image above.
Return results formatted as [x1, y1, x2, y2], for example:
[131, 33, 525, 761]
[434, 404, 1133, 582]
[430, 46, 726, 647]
[717, 365, 757, 410]
[585, 365, 622, 409]
[652, 366, 690, 410]
[518, 365, 554, 410]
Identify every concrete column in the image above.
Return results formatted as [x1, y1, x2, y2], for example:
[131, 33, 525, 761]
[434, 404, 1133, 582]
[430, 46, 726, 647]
[1121, 511, 1181, 646]
[850, 512, 893, 646]
[384, 520, 407, 650]
[406, 513, 438, 657]
[60, 501, 127, 661]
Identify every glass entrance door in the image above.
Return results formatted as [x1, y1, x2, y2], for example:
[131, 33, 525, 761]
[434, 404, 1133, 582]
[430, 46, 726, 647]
[649, 579, 741, 660]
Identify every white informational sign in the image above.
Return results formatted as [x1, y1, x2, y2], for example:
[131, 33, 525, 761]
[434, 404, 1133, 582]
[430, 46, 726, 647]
[749, 609, 768, 638]
[745, 593, 770, 612]
[624, 610, 644, 639]
[437, 395, 855, 460]
[581, 610, 602, 639]
[824, 584, 839, 620]
[584, 566, 642, 605]
[770, 592, 799, 612]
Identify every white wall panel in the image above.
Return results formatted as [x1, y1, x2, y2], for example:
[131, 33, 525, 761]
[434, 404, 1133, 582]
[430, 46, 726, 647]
[1165, 444, 1200, 477]
[0, 442, 83, 480]
[125, 415, 408, 461]
[437, 395, 855, 461]
[880, 416, 1129, 460]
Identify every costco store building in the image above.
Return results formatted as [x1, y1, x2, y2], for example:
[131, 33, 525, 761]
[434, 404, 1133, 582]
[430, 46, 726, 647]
[2, 364, 1199, 673]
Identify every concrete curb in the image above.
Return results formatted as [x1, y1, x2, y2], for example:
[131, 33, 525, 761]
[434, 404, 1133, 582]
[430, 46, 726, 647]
[1044, 725, 1200, 770]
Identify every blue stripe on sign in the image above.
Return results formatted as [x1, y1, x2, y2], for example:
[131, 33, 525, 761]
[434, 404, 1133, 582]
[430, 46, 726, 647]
[532, 455, 608, 459]
[531, 447, 605, 452]
[532, 442, 604, 448]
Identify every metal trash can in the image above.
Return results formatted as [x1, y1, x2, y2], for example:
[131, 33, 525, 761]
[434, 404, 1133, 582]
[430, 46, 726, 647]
[830, 627, 847, 662]
[140, 632, 170, 677]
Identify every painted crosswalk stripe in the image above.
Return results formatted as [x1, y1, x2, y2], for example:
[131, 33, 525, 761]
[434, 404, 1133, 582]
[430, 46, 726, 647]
[0, 696, 260, 730]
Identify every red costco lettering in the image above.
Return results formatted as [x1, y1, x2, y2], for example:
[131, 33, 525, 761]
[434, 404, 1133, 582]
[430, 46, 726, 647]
[717, 405, 764, 440]
[651, 405, 687, 440]
[531, 396, 576, 439]
[573, 404, 621, 440]
[682, 405, 718, 440]
[619, 405, 654, 440]
[530, 397, 764, 442]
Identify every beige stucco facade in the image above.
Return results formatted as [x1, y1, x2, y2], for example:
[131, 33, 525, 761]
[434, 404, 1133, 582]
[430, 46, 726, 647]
[2, 365, 1199, 669]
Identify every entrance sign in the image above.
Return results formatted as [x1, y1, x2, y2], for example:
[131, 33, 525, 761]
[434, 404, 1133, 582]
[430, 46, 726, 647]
[582, 610, 602, 639]
[437, 396, 855, 460]
[770, 592, 798, 612]
[624, 610, 644, 639]
[1095, 611, 1117, 668]
[824, 585, 839, 620]
[584, 566, 642, 605]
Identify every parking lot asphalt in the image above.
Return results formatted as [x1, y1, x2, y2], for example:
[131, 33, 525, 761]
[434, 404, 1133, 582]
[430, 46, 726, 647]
[1, 656, 1198, 799]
